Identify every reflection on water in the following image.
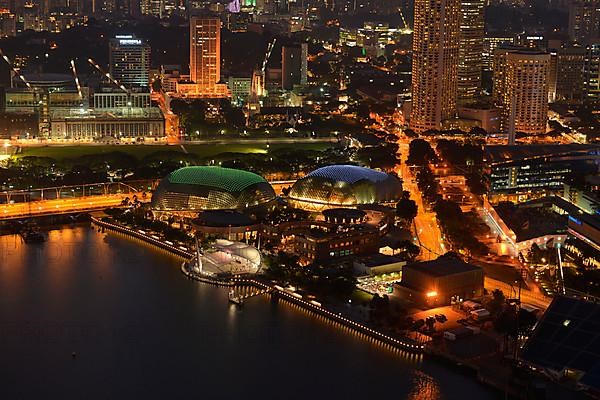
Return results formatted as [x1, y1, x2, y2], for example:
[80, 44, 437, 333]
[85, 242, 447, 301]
[0, 226, 498, 400]
[408, 371, 442, 400]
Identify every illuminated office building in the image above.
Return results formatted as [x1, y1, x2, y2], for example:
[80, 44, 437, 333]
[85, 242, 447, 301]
[569, 0, 600, 45]
[190, 16, 220, 88]
[189, 16, 228, 97]
[140, 0, 164, 17]
[548, 45, 585, 103]
[457, 0, 485, 101]
[493, 48, 550, 142]
[109, 35, 150, 88]
[410, 0, 461, 133]
[482, 35, 515, 71]
[584, 42, 600, 102]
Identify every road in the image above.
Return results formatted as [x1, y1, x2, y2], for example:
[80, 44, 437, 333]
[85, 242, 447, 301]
[484, 277, 550, 309]
[396, 140, 445, 260]
[0, 193, 146, 219]
[12, 137, 340, 147]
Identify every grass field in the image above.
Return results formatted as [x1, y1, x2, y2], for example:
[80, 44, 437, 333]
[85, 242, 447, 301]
[17, 142, 333, 161]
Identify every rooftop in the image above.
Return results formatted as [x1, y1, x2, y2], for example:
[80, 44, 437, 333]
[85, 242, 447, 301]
[168, 166, 268, 193]
[192, 210, 255, 227]
[306, 164, 392, 184]
[322, 208, 366, 220]
[495, 198, 568, 242]
[356, 253, 405, 268]
[50, 108, 163, 120]
[521, 296, 600, 391]
[403, 255, 482, 277]
[485, 144, 600, 165]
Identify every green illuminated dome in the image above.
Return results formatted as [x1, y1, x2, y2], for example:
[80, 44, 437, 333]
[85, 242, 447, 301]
[151, 166, 276, 212]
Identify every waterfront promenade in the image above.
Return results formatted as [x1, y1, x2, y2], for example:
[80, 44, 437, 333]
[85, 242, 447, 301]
[92, 216, 425, 353]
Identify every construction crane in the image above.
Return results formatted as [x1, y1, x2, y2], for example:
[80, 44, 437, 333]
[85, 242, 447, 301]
[87, 58, 128, 94]
[251, 38, 277, 99]
[246, 38, 277, 123]
[0, 48, 32, 89]
[398, 4, 412, 34]
[557, 246, 566, 295]
[0, 48, 51, 137]
[262, 38, 276, 74]
[70, 59, 83, 104]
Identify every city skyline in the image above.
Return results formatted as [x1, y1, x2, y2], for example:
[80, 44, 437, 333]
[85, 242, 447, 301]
[0, 1, 599, 399]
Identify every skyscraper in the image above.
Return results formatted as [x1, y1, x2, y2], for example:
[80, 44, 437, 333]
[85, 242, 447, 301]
[457, 0, 485, 101]
[569, 0, 600, 45]
[109, 35, 150, 88]
[190, 16, 221, 92]
[281, 43, 307, 90]
[548, 45, 585, 103]
[410, 0, 461, 133]
[493, 48, 550, 143]
[584, 42, 600, 102]
[140, 0, 163, 17]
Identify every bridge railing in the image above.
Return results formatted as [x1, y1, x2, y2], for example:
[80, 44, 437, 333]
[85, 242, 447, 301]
[0, 180, 159, 204]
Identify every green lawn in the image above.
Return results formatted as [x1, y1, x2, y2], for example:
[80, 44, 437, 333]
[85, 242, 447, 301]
[17, 142, 333, 161]
[18, 145, 176, 160]
[351, 289, 374, 304]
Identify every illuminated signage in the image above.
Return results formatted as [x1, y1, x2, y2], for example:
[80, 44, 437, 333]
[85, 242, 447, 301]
[119, 39, 142, 45]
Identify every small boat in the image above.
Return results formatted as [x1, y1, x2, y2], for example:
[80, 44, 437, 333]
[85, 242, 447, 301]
[20, 227, 46, 243]
[229, 297, 244, 306]
[228, 289, 244, 306]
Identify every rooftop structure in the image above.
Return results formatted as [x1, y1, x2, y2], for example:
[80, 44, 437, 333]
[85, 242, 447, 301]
[151, 166, 276, 215]
[484, 144, 600, 203]
[521, 296, 600, 393]
[287, 165, 402, 211]
[194, 239, 262, 276]
[49, 107, 165, 139]
[485, 144, 600, 165]
[21, 73, 75, 88]
[403, 255, 482, 277]
[399, 254, 484, 307]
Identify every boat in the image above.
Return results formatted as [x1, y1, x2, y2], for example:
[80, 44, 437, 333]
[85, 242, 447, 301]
[20, 227, 46, 243]
[228, 289, 244, 306]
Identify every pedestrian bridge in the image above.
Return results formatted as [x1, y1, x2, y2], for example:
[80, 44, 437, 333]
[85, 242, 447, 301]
[0, 179, 294, 220]
[0, 182, 153, 220]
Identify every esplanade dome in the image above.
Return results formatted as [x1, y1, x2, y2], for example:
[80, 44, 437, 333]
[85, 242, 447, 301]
[287, 165, 402, 211]
[151, 166, 276, 212]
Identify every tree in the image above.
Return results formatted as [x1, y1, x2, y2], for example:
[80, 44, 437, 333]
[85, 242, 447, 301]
[396, 197, 418, 222]
[404, 129, 418, 138]
[355, 143, 400, 171]
[416, 167, 439, 202]
[406, 139, 438, 166]
[487, 289, 506, 316]
[466, 173, 487, 195]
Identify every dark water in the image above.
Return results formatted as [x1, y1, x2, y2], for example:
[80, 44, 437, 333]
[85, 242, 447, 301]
[0, 226, 499, 399]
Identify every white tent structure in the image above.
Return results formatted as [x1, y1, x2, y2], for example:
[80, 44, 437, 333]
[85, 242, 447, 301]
[199, 239, 262, 275]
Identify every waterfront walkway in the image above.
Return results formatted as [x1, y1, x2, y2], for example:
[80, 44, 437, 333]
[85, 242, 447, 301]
[92, 216, 424, 353]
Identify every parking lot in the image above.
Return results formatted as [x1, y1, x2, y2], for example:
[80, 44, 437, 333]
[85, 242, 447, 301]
[410, 305, 467, 331]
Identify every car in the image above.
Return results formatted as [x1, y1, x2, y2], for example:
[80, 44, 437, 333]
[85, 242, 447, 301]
[435, 314, 447, 323]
